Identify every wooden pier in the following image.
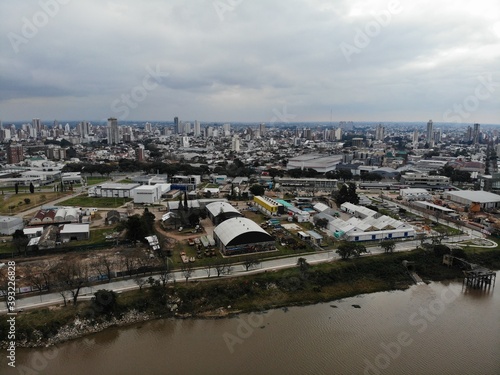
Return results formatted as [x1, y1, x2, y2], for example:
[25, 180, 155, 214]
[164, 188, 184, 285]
[443, 254, 496, 289]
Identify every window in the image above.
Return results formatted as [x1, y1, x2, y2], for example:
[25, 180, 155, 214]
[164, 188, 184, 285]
[388, 233, 392, 238]
[372, 235, 376, 240]
[355, 236, 359, 241]
[404, 232, 408, 237]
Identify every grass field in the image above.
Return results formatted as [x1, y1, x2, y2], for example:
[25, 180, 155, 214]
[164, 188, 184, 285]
[85, 177, 109, 186]
[0, 192, 71, 215]
[57, 194, 132, 208]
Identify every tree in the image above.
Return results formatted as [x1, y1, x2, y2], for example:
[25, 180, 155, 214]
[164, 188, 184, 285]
[92, 255, 115, 282]
[334, 183, 359, 207]
[14, 183, 18, 195]
[297, 257, 309, 277]
[156, 257, 173, 287]
[24, 265, 50, 299]
[91, 290, 118, 317]
[243, 256, 260, 271]
[12, 229, 29, 255]
[380, 240, 396, 253]
[134, 275, 149, 291]
[336, 241, 367, 260]
[55, 261, 89, 305]
[120, 254, 138, 278]
[184, 191, 188, 211]
[249, 184, 265, 196]
[181, 263, 193, 283]
[337, 169, 353, 182]
[29, 182, 35, 194]
[214, 259, 231, 277]
[142, 208, 155, 234]
[315, 218, 329, 229]
[124, 214, 153, 243]
[204, 260, 214, 278]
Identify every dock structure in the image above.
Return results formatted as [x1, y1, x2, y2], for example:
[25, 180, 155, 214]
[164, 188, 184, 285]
[463, 268, 496, 288]
[443, 254, 496, 289]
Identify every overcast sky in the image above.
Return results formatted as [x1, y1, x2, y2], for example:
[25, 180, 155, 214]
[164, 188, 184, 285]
[1, 0, 500, 124]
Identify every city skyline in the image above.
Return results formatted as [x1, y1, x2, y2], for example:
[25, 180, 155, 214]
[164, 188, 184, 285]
[1, 1, 499, 123]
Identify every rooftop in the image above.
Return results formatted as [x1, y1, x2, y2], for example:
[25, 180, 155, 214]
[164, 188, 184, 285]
[447, 190, 500, 203]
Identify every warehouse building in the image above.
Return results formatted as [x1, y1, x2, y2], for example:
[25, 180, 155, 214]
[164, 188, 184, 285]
[88, 183, 139, 198]
[401, 173, 450, 187]
[131, 184, 164, 204]
[59, 224, 90, 242]
[399, 188, 432, 201]
[206, 202, 242, 225]
[330, 203, 415, 242]
[286, 154, 342, 173]
[213, 217, 275, 256]
[444, 190, 500, 210]
[0, 216, 24, 235]
[253, 196, 285, 216]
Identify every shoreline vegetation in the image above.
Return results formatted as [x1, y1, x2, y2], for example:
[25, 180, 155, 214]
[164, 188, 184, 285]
[1, 247, 499, 349]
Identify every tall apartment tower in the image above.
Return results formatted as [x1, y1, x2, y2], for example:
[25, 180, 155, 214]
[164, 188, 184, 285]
[7, 144, 24, 164]
[473, 123, 480, 144]
[466, 126, 473, 142]
[174, 117, 179, 134]
[231, 135, 240, 152]
[223, 123, 231, 136]
[426, 120, 434, 144]
[137, 144, 145, 162]
[32, 118, 42, 135]
[107, 117, 120, 144]
[194, 120, 201, 137]
[375, 124, 385, 141]
[259, 123, 266, 136]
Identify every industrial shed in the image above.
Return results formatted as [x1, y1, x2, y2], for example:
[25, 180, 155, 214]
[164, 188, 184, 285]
[0, 216, 23, 235]
[59, 224, 90, 242]
[329, 203, 415, 241]
[213, 217, 275, 256]
[444, 191, 500, 210]
[206, 202, 242, 225]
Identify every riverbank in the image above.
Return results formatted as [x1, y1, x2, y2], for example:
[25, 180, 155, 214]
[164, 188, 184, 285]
[2, 247, 498, 349]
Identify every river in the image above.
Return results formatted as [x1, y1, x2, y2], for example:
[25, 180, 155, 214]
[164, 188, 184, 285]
[3, 275, 499, 375]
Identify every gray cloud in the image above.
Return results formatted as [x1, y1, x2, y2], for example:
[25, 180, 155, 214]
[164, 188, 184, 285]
[0, 0, 499, 123]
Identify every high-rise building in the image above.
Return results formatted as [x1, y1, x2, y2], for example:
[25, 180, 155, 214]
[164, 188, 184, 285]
[174, 117, 179, 133]
[7, 144, 24, 164]
[181, 136, 190, 148]
[137, 144, 145, 162]
[78, 121, 90, 138]
[107, 117, 120, 144]
[426, 120, 434, 144]
[375, 124, 385, 141]
[334, 128, 342, 140]
[434, 128, 442, 143]
[231, 135, 240, 152]
[259, 123, 266, 136]
[223, 123, 231, 136]
[194, 120, 201, 137]
[473, 123, 480, 144]
[32, 118, 42, 135]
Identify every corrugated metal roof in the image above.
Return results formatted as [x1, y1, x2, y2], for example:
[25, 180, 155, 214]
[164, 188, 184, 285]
[213, 217, 270, 246]
[206, 202, 240, 217]
[447, 190, 500, 203]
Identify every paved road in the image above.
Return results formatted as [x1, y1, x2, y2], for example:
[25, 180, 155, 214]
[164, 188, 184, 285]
[0, 234, 475, 314]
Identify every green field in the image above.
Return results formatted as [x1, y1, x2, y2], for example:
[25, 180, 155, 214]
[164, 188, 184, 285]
[57, 194, 132, 208]
[0, 192, 71, 215]
[85, 177, 110, 186]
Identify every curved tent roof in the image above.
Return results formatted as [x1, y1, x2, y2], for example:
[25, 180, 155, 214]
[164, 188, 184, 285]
[206, 202, 242, 219]
[214, 217, 273, 247]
